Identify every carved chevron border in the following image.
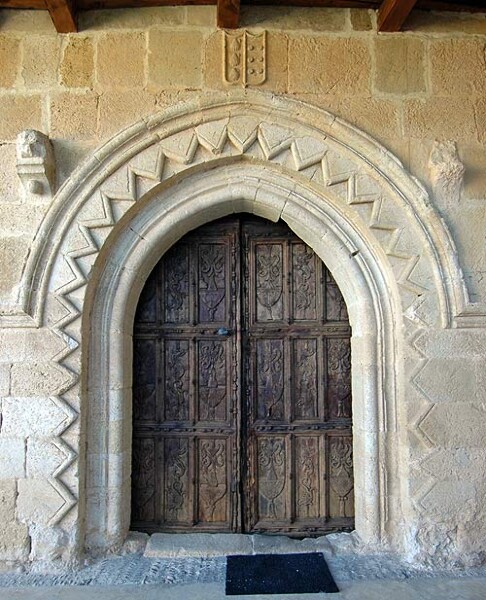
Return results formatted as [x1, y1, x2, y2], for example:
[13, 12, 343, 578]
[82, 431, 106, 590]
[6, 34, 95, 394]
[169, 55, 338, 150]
[23, 93, 465, 531]
[44, 116, 442, 526]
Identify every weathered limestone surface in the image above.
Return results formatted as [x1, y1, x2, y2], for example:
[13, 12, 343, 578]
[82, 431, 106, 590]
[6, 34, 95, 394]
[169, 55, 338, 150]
[0, 6, 485, 573]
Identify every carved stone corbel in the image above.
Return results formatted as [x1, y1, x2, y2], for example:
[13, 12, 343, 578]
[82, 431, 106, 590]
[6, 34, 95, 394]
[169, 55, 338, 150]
[16, 129, 56, 197]
[428, 140, 465, 211]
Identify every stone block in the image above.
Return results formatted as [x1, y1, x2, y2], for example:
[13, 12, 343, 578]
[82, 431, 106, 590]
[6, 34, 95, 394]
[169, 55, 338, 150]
[0, 95, 43, 142]
[0, 522, 30, 562]
[98, 90, 156, 141]
[0, 480, 16, 522]
[49, 92, 98, 141]
[10, 361, 75, 396]
[475, 97, 486, 146]
[144, 533, 253, 557]
[96, 32, 145, 90]
[21, 35, 60, 89]
[149, 30, 203, 89]
[316, 96, 400, 142]
[29, 524, 68, 561]
[241, 6, 345, 30]
[430, 39, 486, 97]
[0, 328, 67, 364]
[374, 37, 425, 95]
[79, 7, 184, 30]
[414, 358, 477, 404]
[27, 438, 71, 478]
[17, 478, 67, 525]
[0, 144, 18, 203]
[403, 11, 486, 34]
[0, 236, 31, 301]
[0, 438, 25, 478]
[421, 448, 486, 482]
[350, 9, 373, 31]
[60, 36, 94, 89]
[261, 33, 288, 94]
[252, 534, 332, 555]
[0, 203, 46, 237]
[0, 364, 10, 396]
[53, 139, 98, 185]
[420, 480, 476, 519]
[121, 531, 149, 555]
[0, 36, 20, 88]
[460, 145, 486, 200]
[203, 31, 224, 91]
[404, 98, 477, 141]
[2, 397, 73, 437]
[289, 37, 370, 95]
[418, 402, 486, 448]
[185, 6, 216, 26]
[413, 329, 486, 359]
[0, 9, 55, 32]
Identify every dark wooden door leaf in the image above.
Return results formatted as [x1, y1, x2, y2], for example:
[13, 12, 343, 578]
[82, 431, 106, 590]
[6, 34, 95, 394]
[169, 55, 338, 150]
[131, 216, 354, 535]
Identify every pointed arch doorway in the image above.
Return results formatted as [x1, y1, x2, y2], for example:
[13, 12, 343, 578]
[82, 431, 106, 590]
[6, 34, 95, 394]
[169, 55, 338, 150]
[131, 214, 354, 536]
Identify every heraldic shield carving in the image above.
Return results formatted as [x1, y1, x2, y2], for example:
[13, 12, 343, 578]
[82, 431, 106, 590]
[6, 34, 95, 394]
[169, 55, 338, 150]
[223, 31, 267, 87]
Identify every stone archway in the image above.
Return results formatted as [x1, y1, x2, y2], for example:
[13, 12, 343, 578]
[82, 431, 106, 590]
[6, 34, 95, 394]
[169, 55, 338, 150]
[85, 165, 397, 551]
[14, 92, 468, 560]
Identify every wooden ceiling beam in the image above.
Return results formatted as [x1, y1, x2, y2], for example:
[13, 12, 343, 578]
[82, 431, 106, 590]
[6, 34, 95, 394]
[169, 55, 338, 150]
[377, 0, 418, 31]
[45, 0, 77, 32]
[217, 0, 240, 28]
[1, 0, 486, 17]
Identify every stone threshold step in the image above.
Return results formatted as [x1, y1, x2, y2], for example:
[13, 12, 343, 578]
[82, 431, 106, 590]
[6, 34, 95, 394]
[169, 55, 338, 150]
[133, 532, 359, 559]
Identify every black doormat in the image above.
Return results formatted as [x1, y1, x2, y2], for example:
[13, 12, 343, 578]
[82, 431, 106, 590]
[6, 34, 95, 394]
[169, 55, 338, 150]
[225, 552, 339, 595]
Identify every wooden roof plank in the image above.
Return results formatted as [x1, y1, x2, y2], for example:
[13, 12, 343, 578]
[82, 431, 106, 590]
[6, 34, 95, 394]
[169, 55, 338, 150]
[378, 0, 418, 30]
[45, 0, 77, 32]
[217, 0, 240, 28]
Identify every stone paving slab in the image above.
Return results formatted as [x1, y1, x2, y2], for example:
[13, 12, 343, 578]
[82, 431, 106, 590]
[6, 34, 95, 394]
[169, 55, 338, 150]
[2, 578, 486, 600]
[143, 532, 337, 558]
[144, 533, 254, 558]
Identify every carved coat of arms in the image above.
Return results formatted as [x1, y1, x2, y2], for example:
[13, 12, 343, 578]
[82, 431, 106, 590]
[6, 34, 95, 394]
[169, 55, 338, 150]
[223, 30, 266, 87]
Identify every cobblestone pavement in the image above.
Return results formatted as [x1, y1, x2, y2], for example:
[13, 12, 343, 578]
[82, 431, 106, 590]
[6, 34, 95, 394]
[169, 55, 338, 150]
[0, 553, 486, 599]
[2, 578, 486, 600]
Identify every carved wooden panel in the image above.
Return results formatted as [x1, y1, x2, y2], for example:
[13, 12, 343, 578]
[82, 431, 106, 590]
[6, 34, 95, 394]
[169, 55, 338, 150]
[243, 217, 353, 534]
[132, 220, 239, 533]
[132, 215, 353, 535]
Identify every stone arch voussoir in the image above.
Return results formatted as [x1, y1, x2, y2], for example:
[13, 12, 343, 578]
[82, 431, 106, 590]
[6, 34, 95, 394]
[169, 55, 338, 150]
[14, 92, 468, 556]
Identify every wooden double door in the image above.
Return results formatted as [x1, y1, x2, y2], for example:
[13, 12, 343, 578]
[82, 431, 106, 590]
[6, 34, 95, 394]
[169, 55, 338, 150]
[131, 215, 354, 535]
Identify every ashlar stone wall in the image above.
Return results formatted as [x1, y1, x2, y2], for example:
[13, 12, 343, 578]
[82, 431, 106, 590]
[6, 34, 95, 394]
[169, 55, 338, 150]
[0, 6, 486, 570]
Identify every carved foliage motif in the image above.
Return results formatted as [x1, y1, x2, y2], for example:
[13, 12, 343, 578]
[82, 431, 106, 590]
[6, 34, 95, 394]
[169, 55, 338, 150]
[256, 243, 284, 321]
[294, 339, 318, 420]
[164, 245, 189, 324]
[292, 244, 317, 321]
[257, 339, 284, 420]
[131, 438, 155, 522]
[165, 340, 190, 421]
[199, 341, 227, 421]
[329, 436, 354, 518]
[296, 437, 319, 519]
[133, 339, 156, 421]
[327, 338, 352, 419]
[164, 438, 190, 522]
[199, 244, 226, 322]
[136, 274, 157, 323]
[326, 272, 348, 321]
[199, 438, 227, 522]
[258, 437, 286, 520]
